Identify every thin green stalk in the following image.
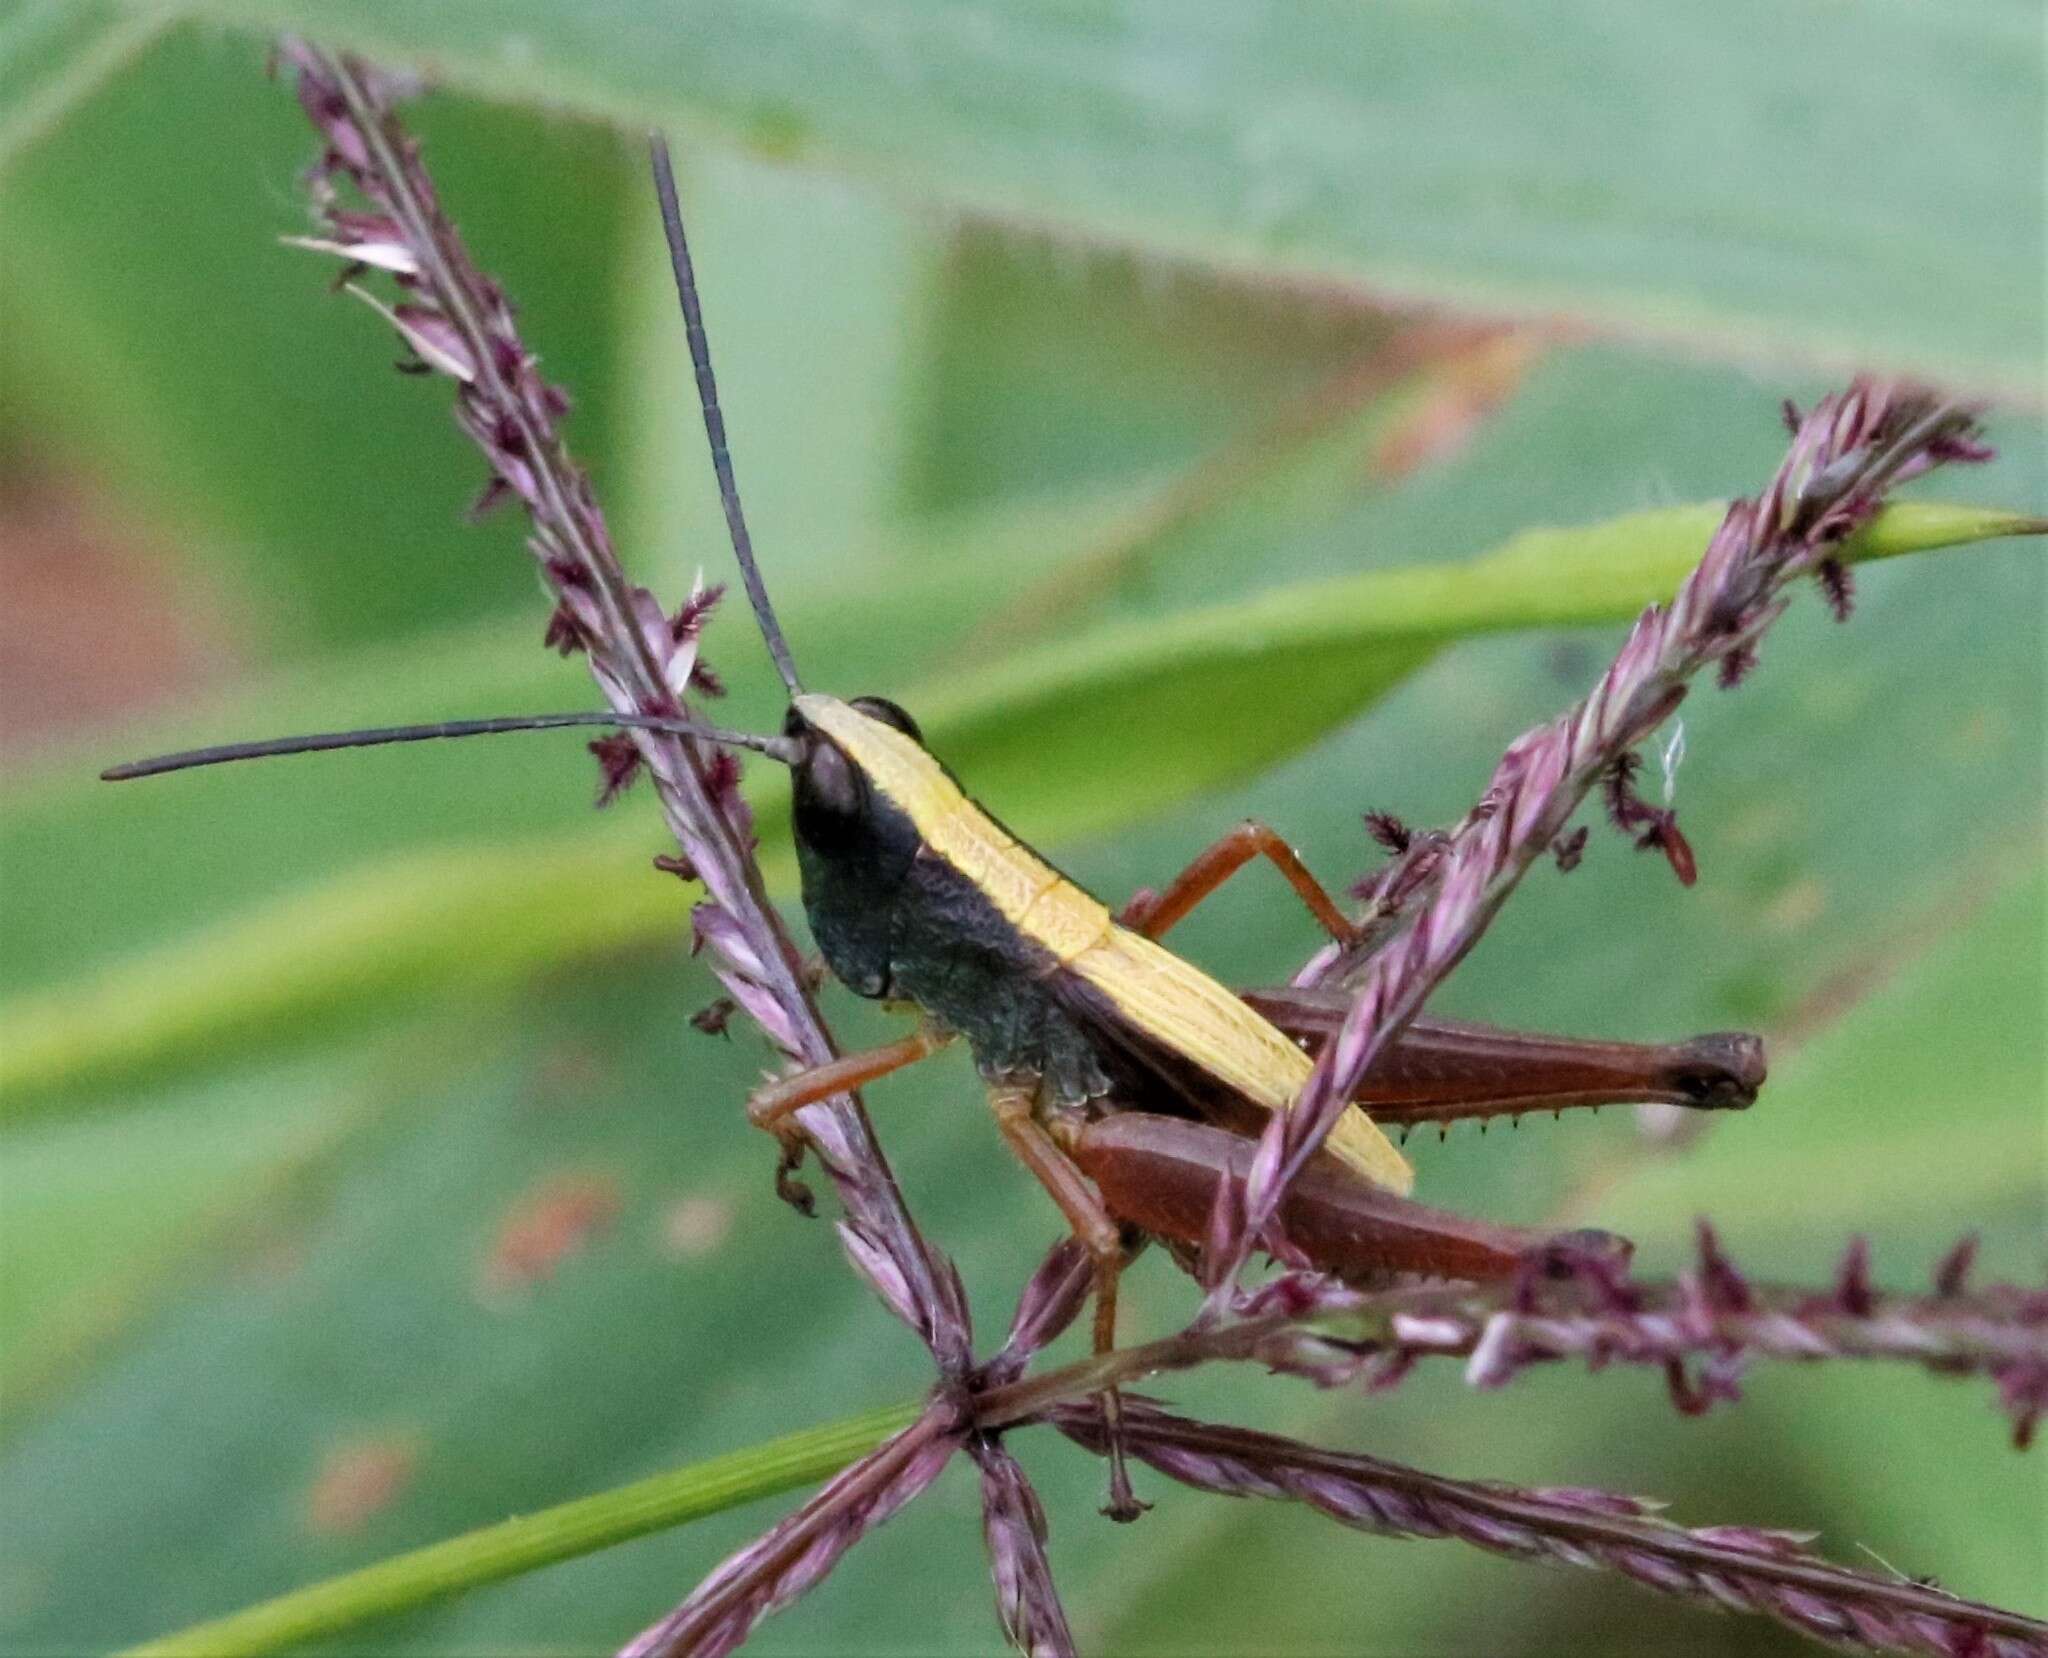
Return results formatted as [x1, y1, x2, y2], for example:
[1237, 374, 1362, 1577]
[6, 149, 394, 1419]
[121, 1402, 919, 1658]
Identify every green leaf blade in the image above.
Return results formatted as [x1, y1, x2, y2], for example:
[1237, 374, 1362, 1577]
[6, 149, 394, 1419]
[171, 0, 2046, 393]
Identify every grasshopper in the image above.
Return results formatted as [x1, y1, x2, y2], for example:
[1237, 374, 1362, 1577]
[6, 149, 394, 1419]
[105, 142, 1765, 1513]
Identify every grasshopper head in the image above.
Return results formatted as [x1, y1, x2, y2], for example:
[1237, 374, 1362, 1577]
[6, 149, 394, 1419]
[778, 693, 933, 999]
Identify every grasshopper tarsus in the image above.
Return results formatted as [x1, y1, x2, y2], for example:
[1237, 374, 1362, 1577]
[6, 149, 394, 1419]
[773, 1142, 816, 1218]
[1098, 1394, 1152, 1523]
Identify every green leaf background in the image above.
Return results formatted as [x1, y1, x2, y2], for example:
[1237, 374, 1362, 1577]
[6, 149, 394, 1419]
[0, 8, 2040, 1655]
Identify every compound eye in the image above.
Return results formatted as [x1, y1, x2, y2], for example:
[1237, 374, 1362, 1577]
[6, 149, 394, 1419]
[798, 736, 863, 817]
[849, 696, 923, 744]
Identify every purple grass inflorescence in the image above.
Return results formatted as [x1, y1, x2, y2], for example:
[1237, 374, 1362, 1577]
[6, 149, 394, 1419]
[1230, 380, 1995, 1301]
[1051, 1401, 2048, 1658]
[278, 40, 972, 1384]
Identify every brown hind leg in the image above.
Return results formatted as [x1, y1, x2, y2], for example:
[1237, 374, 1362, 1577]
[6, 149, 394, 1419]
[988, 1082, 1150, 1522]
[746, 1028, 954, 1211]
[1119, 821, 1355, 945]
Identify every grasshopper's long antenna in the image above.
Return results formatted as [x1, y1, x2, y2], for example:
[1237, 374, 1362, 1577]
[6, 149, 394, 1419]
[101, 712, 801, 782]
[648, 135, 804, 700]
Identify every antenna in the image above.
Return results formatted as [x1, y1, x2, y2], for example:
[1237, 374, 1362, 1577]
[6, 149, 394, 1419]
[102, 712, 801, 782]
[648, 135, 804, 699]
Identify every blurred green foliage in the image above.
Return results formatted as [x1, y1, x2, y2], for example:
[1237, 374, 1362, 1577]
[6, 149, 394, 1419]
[0, 8, 2040, 1656]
